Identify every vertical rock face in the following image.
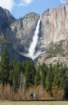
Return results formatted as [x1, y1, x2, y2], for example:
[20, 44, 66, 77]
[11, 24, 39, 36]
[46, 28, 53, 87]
[10, 13, 39, 53]
[41, 5, 68, 46]
[38, 4, 68, 64]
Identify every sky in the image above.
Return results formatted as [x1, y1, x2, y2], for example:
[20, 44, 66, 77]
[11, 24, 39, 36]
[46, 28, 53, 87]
[0, 0, 68, 18]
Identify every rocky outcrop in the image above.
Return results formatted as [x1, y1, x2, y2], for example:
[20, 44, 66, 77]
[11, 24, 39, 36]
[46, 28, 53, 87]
[0, 7, 15, 29]
[9, 12, 39, 54]
[0, 7, 16, 41]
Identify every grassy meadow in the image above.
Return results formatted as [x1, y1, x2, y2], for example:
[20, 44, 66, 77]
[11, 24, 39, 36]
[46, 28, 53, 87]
[0, 101, 68, 105]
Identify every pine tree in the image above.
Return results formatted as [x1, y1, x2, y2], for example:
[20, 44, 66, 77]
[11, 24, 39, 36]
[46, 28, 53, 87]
[24, 61, 36, 87]
[45, 64, 53, 91]
[0, 48, 10, 85]
[35, 64, 47, 88]
[52, 63, 65, 89]
[11, 60, 21, 91]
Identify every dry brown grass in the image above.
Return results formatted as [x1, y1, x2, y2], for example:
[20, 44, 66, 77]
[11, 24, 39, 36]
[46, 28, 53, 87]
[0, 85, 64, 100]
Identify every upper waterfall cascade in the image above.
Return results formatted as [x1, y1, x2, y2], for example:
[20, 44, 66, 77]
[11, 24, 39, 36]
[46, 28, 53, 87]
[28, 19, 41, 59]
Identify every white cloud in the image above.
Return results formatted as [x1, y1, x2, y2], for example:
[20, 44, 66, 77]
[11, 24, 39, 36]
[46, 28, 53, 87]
[0, 0, 14, 11]
[18, 0, 33, 6]
[22, 0, 33, 4]
[0, 0, 33, 11]
[59, 0, 68, 3]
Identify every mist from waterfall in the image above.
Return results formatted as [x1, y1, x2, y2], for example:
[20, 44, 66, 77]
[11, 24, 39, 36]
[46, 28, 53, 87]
[28, 19, 40, 59]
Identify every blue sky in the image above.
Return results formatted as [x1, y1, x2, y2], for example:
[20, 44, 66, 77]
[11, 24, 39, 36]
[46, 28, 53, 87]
[0, 0, 67, 18]
[13, 0, 60, 18]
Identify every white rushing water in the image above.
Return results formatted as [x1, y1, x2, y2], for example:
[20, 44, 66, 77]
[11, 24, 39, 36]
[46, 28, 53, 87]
[28, 19, 40, 59]
[20, 18, 42, 60]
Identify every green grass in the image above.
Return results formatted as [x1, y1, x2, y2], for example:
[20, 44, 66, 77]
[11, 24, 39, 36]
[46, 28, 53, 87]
[0, 101, 68, 105]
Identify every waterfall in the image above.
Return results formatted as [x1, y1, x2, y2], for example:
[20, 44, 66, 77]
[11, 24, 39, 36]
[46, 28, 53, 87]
[28, 19, 40, 59]
[20, 18, 42, 60]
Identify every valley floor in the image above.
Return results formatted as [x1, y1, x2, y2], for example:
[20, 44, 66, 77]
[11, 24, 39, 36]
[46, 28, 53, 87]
[0, 101, 68, 105]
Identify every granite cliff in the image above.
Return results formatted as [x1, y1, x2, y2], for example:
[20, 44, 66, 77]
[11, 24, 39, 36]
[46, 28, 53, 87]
[0, 4, 68, 64]
[38, 4, 68, 65]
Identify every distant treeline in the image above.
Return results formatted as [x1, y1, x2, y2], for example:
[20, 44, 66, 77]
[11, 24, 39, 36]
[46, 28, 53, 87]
[0, 48, 68, 100]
